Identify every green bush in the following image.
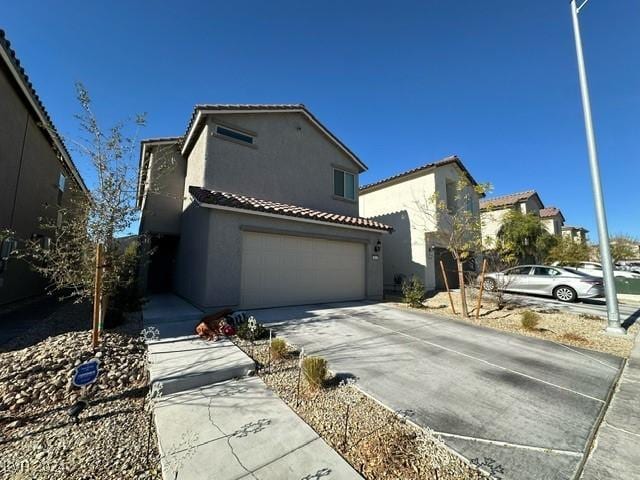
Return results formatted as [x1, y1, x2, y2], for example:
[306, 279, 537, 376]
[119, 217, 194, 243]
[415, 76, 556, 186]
[520, 310, 540, 330]
[236, 320, 269, 341]
[270, 338, 288, 360]
[402, 276, 425, 308]
[302, 356, 327, 390]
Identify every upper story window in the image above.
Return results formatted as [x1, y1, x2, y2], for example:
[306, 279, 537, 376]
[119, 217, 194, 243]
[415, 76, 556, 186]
[58, 173, 66, 192]
[445, 180, 457, 213]
[215, 125, 254, 145]
[57, 173, 66, 206]
[334, 168, 355, 200]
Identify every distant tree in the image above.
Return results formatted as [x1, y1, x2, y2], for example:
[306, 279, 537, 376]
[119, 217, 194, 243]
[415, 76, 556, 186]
[546, 236, 590, 266]
[609, 235, 639, 263]
[495, 210, 556, 264]
[414, 178, 490, 318]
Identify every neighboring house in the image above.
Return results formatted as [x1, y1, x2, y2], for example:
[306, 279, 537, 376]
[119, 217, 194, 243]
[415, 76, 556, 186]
[0, 30, 89, 306]
[480, 190, 544, 248]
[539, 207, 565, 236]
[358, 156, 482, 292]
[137, 104, 392, 310]
[562, 225, 589, 244]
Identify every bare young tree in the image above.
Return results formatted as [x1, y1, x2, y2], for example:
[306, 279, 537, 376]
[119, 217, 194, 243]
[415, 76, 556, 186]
[19, 83, 166, 337]
[414, 178, 490, 318]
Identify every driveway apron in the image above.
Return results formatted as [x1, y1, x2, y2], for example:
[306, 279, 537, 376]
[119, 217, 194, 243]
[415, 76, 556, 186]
[250, 302, 623, 480]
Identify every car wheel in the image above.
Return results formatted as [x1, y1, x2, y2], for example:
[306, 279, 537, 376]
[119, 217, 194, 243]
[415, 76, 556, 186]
[483, 278, 497, 292]
[554, 286, 577, 302]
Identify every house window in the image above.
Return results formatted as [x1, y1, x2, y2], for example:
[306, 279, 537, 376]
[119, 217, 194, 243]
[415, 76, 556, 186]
[445, 180, 457, 213]
[58, 173, 66, 192]
[215, 125, 254, 145]
[57, 173, 66, 206]
[334, 169, 355, 200]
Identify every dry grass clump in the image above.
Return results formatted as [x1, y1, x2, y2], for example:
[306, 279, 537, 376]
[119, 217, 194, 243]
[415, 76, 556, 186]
[562, 332, 588, 343]
[520, 310, 540, 330]
[302, 356, 327, 390]
[269, 338, 288, 360]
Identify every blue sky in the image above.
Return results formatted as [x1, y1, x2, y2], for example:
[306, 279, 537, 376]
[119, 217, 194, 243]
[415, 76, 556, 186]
[3, 0, 639, 239]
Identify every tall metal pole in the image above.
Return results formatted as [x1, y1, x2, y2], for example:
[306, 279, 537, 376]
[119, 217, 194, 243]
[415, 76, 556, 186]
[569, 0, 624, 335]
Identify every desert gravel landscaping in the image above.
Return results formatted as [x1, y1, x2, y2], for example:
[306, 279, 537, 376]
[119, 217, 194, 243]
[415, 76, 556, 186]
[399, 291, 639, 358]
[233, 337, 488, 480]
[0, 302, 160, 479]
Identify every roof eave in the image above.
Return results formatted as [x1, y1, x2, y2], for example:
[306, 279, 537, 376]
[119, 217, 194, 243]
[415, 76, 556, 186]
[0, 35, 89, 196]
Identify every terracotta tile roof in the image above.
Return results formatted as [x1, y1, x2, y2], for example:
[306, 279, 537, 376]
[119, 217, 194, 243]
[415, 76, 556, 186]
[181, 104, 365, 170]
[359, 156, 482, 194]
[189, 186, 393, 232]
[480, 190, 539, 210]
[0, 29, 88, 194]
[539, 206, 565, 221]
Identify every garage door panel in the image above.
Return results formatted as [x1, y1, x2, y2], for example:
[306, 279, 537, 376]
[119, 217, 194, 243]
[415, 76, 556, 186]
[241, 232, 365, 308]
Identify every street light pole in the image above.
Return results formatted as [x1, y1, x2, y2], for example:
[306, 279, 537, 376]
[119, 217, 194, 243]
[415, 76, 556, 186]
[569, 0, 624, 335]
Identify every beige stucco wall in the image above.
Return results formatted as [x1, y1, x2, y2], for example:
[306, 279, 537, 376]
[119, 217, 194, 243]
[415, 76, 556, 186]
[481, 208, 509, 249]
[139, 143, 186, 235]
[359, 163, 480, 291]
[184, 113, 360, 216]
[0, 66, 80, 305]
[542, 216, 562, 236]
[174, 205, 384, 310]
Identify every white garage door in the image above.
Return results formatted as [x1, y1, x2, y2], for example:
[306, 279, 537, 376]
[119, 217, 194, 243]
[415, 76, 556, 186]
[241, 231, 366, 308]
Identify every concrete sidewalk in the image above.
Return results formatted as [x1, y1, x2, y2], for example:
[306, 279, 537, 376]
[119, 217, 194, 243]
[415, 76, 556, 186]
[144, 294, 360, 479]
[154, 377, 362, 480]
[143, 294, 205, 339]
[580, 332, 640, 479]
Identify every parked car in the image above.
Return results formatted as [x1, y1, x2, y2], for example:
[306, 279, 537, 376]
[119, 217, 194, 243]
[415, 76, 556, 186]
[483, 265, 604, 302]
[617, 260, 640, 274]
[574, 261, 640, 279]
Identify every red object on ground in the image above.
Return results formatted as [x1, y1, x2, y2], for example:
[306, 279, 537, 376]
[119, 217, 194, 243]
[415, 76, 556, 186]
[221, 324, 236, 336]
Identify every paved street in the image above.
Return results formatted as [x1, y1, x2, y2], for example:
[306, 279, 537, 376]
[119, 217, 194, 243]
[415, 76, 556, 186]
[251, 301, 624, 480]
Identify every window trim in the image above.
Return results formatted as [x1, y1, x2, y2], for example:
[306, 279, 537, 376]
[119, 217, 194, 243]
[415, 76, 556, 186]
[333, 168, 356, 201]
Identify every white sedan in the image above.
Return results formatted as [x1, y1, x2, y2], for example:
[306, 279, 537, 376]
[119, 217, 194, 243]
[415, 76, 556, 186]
[574, 261, 640, 280]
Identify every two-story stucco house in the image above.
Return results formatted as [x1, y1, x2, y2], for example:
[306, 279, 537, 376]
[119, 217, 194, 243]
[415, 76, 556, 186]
[539, 207, 565, 236]
[0, 29, 89, 305]
[562, 225, 589, 244]
[480, 190, 545, 248]
[358, 156, 482, 292]
[137, 104, 392, 310]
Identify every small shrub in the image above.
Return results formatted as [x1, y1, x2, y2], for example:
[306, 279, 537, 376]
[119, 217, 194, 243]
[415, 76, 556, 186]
[236, 321, 269, 341]
[270, 338, 288, 360]
[402, 276, 425, 308]
[579, 313, 601, 321]
[520, 310, 540, 330]
[302, 356, 327, 390]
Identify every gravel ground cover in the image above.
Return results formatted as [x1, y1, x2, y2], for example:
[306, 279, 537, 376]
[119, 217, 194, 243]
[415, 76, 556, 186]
[234, 337, 487, 480]
[397, 291, 638, 358]
[0, 302, 160, 479]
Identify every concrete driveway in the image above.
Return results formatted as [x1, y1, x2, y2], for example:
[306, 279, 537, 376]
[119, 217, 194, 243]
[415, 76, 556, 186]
[249, 302, 624, 480]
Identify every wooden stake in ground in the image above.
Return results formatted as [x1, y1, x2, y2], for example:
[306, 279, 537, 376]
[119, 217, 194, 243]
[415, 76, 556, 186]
[92, 243, 104, 349]
[475, 258, 488, 319]
[440, 260, 457, 314]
